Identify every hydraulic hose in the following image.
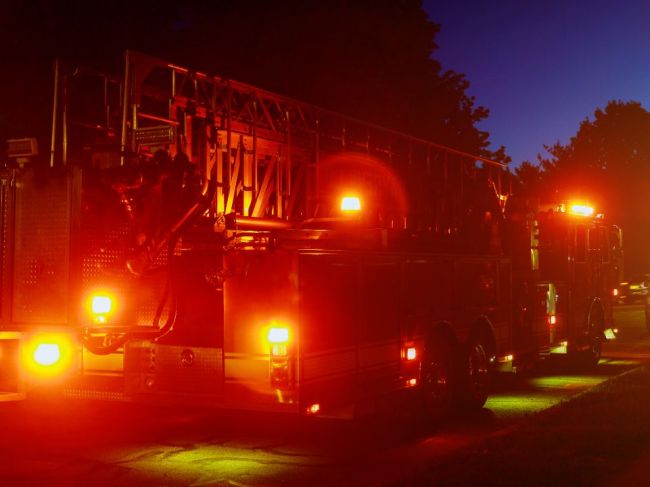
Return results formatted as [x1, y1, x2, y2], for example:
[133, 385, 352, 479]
[126, 170, 217, 277]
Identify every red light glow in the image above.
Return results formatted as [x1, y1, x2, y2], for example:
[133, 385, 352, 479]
[549, 315, 557, 326]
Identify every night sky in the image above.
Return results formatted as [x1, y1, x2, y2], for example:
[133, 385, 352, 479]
[425, 0, 650, 167]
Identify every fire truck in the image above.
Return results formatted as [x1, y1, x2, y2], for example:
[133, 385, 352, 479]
[506, 200, 622, 370]
[0, 51, 618, 416]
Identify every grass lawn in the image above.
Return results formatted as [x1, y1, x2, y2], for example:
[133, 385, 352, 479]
[406, 365, 650, 486]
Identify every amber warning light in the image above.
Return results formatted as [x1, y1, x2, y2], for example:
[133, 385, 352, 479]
[268, 327, 289, 344]
[87, 293, 114, 324]
[267, 325, 292, 387]
[268, 326, 290, 357]
[33, 343, 61, 366]
[21, 333, 76, 379]
[91, 296, 112, 314]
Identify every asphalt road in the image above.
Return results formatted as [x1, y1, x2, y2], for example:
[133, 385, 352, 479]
[0, 305, 647, 486]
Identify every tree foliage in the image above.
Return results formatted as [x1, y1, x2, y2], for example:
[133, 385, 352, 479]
[2, 0, 501, 160]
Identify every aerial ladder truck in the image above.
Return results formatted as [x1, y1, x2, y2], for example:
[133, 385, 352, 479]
[0, 52, 617, 416]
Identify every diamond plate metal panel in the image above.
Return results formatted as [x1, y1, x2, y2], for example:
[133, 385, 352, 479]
[154, 344, 224, 395]
[79, 180, 168, 328]
[12, 170, 72, 324]
[0, 172, 15, 324]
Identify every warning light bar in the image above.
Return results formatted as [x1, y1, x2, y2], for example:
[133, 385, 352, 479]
[568, 204, 595, 217]
[340, 196, 361, 212]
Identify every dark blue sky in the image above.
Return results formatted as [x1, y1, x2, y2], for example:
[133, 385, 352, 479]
[423, 0, 650, 166]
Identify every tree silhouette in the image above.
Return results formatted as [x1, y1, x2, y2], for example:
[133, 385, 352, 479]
[2, 0, 503, 160]
[536, 100, 650, 274]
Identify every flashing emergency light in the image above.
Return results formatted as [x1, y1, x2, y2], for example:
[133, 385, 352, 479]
[91, 295, 112, 314]
[268, 325, 291, 358]
[406, 346, 417, 361]
[268, 327, 289, 344]
[267, 323, 292, 387]
[21, 332, 76, 379]
[568, 204, 595, 217]
[86, 292, 116, 325]
[33, 343, 61, 366]
[340, 196, 361, 212]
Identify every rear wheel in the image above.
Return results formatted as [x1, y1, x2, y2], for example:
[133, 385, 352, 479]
[459, 335, 491, 409]
[573, 307, 603, 369]
[582, 338, 602, 368]
[420, 333, 456, 418]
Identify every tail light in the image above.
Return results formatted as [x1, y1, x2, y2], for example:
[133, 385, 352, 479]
[267, 325, 292, 388]
[548, 314, 557, 326]
[402, 344, 419, 386]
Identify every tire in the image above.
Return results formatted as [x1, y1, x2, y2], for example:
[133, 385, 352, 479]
[459, 334, 491, 410]
[581, 338, 602, 368]
[573, 307, 603, 369]
[420, 333, 457, 418]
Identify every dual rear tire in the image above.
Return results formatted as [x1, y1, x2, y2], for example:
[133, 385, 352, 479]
[420, 331, 492, 418]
